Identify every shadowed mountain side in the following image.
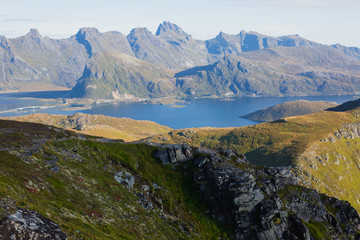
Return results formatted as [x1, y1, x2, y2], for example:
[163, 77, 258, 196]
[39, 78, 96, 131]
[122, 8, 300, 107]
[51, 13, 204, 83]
[326, 98, 360, 112]
[242, 100, 338, 122]
[3, 112, 171, 141]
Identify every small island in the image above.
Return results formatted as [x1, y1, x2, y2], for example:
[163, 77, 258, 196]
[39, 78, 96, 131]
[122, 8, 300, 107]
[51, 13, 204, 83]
[241, 100, 338, 122]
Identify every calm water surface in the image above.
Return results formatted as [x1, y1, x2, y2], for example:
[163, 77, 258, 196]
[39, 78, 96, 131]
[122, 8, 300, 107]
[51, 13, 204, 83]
[0, 91, 356, 129]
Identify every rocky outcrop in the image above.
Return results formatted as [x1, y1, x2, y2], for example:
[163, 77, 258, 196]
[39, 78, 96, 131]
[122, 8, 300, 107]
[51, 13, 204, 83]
[153, 144, 360, 239]
[60, 113, 90, 131]
[0, 208, 67, 240]
[114, 170, 135, 190]
[154, 144, 193, 165]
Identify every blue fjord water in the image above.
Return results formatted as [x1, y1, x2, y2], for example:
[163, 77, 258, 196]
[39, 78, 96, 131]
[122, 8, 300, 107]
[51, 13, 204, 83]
[0, 91, 356, 129]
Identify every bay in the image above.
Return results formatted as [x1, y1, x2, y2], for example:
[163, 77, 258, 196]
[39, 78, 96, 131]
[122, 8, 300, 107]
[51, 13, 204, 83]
[0, 91, 356, 129]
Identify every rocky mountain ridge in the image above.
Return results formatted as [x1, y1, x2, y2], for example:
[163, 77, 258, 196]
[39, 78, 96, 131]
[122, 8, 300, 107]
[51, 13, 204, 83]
[2, 21, 360, 98]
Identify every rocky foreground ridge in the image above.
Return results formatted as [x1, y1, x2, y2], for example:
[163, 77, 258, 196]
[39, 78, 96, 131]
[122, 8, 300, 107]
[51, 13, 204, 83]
[0, 119, 359, 239]
[153, 144, 360, 239]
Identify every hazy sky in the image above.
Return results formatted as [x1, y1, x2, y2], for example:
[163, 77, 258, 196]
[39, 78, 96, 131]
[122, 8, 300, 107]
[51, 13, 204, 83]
[1, 0, 359, 47]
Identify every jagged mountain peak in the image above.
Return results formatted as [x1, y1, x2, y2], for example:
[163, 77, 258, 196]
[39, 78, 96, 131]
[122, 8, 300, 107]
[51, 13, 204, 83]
[213, 32, 237, 43]
[216, 31, 230, 38]
[76, 27, 101, 37]
[25, 28, 42, 39]
[128, 27, 154, 37]
[155, 21, 184, 36]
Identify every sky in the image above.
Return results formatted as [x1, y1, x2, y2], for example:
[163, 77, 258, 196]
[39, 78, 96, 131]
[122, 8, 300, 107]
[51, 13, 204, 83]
[1, 0, 360, 47]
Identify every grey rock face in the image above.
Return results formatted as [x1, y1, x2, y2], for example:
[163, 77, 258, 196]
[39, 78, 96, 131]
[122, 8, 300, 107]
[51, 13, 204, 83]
[114, 170, 135, 190]
[60, 113, 90, 131]
[154, 144, 193, 165]
[334, 122, 360, 139]
[0, 208, 67, 240]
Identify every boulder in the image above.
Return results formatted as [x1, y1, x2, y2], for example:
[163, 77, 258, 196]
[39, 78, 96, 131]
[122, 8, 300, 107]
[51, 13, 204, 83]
[0, 208, 67, 240]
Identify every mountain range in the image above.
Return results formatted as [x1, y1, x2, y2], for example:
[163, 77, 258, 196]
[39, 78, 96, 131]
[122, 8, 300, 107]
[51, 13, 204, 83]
[1, 21, 360, 98]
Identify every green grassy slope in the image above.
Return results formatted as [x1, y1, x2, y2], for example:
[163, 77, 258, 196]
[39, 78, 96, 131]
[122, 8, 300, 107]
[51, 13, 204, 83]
[0, 120, 229, 239]
[4, 113, 171, 142]
[145, 110, 355, 166]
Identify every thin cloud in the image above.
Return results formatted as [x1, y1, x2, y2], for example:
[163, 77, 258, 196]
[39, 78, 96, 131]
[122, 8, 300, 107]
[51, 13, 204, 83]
[0, 30, 24, 37]
[1, 18, 43, 22]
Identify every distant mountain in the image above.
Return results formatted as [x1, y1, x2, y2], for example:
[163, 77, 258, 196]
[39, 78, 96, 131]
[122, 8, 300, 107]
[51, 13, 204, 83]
[128, 22, 209, 69]
[2, 21, 360, 97]
[75, 27, 135, 57]
[242, 100, 338, 122]
[0, 29, 87, 91]
[173, 46, 360, 97]
[205, 31, 321, 57]
[68, 51, 174, 99]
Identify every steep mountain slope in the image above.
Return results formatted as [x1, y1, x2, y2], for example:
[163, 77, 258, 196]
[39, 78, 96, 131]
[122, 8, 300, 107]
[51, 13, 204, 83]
[242, 100, 338, 122]
[68, 51, 175, 99]
[144, 100, 360, 213]
[3, 113, 171, 141]
[0, 119, 359, 239]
